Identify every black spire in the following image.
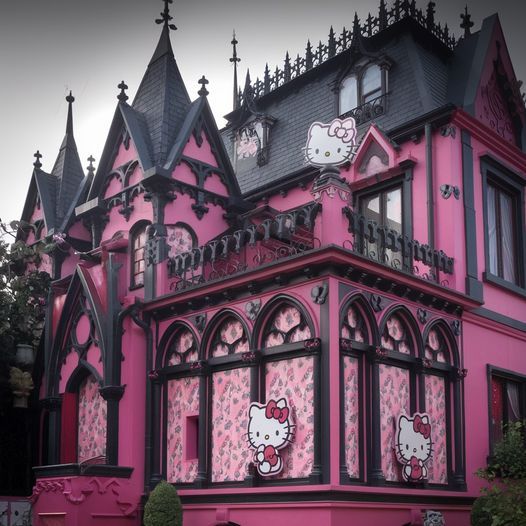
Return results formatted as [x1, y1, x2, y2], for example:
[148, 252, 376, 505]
[86, 156, 96, 177]
[65, 91, 74, 135]
[198, 75, 209, 97]
[155, 0, 177, 31]
[117, 81, 129, 102]
[33, 150, 42, 169]
[230, 30, 240, 110]
[460, 6, 474, 37]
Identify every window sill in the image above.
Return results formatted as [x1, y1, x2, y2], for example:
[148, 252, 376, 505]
[33, 464, 134, 479]
[483, 272, 526, 298]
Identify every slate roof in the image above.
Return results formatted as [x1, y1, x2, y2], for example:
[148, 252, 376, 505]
[21, 95, 85, 234]
[132, 23, 191, 166]
[223, 20, 452, 195]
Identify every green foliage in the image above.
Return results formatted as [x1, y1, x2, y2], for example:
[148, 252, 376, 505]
[143, 481, 182, 526]
[472, 422, 526, 526]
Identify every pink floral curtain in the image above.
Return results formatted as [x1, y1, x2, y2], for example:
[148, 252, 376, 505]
[263, 305, 312, 348]
[343, 356, 360, 478]
[425, 374, 448, 483]
[77, 375, 107, 463]
[211, 317, 249, 357]
[167, 329, 197, 365]
[341, 304, 368, 343]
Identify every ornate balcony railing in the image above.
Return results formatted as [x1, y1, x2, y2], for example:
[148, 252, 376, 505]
[342, 207, 454, 285]
[340, 93, 388, 126]
[167, 204, 321, 290]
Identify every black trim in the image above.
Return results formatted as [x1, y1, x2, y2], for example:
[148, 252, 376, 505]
[180, 489, 474, 506]
[34, 464, 133, 479]
[480, 155, 526, 291]
[461, 131, 483, 301]
[471, 307, 526, 332]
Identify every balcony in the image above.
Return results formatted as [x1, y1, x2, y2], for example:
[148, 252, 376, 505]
[340, 93, 388, 126]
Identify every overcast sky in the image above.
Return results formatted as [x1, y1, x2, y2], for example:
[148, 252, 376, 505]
[1, 0, 524, 225]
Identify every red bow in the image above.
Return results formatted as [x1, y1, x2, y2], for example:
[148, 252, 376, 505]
[413, 415, 431, 439]
[264, 445, 279, 466]
[265, 400, 289, 423]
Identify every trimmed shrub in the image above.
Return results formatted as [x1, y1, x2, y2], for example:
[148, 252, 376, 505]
[143, 481, 182, 526]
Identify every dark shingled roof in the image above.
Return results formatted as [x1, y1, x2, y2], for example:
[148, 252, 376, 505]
[224, 24, 451, 196]
[132, 23, 191, 166]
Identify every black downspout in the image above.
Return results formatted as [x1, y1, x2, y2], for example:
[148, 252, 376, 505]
[425, 123, 435, 250]
[129, 307, 154, 494]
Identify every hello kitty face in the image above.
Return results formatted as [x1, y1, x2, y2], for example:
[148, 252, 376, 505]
[396, 413, 432, 482]
[248, 398, 294, 476]
[304, 117, 357, 166]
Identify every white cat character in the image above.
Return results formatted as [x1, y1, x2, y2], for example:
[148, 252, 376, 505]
[304, 117, 357, 166]
[247, 398, 294, 476]
[396, 413, 433, 482]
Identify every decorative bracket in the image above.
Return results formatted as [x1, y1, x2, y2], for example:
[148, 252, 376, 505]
[440, 184, 460, 200]
[311, 283, 328, 304]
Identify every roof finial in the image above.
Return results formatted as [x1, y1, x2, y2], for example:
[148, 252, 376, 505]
[198, 75, 209, 97]
[65, 91, 74, 134]
[155, 0, 177, 30]
[460, 5, 474, 37]
[86, 155, 96, 176]
[230, 30, 241, 110]
[117, 81, 129, 102]
[33, 150, 42, 169]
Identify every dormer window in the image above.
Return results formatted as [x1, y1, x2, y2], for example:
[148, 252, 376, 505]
[234, 115, 275, 168]
[339, 63, 388, 124]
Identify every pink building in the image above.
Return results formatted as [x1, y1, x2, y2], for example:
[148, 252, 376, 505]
[20, 1, 526, 525]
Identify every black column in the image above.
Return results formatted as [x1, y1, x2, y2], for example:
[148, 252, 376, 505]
[195, 363, 209, 488]
[41, 397, 62, 465]
[99, 385, 125, 465]
[367, 352, 385, 485]
[308, 338, 322, 484]
[452, 375, 466, 489]
[461, 130, 483, 301]
[149, 377, 163, 489]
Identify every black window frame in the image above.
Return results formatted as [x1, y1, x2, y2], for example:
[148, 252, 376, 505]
[481, 156, 526, 296]
[487, 365, 526, 453]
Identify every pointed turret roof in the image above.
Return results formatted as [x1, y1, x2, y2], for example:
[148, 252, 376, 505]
[50, 92, 85, 225]
[131, 22, 191, 165]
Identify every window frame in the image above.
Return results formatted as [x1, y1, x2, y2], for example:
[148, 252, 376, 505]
[481, 157, 526, 295]
[353, 175, 413, 269]
[487, 365, 526, 454]
[129, 221, 150, 290]
[338, 62, 388, 118]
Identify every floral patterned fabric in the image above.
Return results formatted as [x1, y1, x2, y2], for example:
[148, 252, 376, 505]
[265, 357, 314, 478]
[166, 377, 200, 483]
[382, 315, 412, 354]
[166, 225, 194, 259]
[211, 368, 251, 482]
[379, 364, 410, 481]
[77, 375, 107, 463]
[264, 306, 312, 348]
[343, 356, 360, 478]
[211, 318, 248, 357]
[425, 329, 448, 363]
[425, 374, 448, 484]
[341, 305, 367, 343]
[167, 329, 197, 365]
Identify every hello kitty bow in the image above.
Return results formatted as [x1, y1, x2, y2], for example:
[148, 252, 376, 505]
[265, 400, 289, 423]
[327, 118, 356, 143]
[413, 415, 431, 439]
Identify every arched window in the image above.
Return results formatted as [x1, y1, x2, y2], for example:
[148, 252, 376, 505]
[162, 325, 200, 484]
[77, 374, 107, 463]
[339, 63, 387, 122]
[166, 223, 196, 259]
[259, 302, 315, 480]
[340, 299, 372, 482]
[61, 370, 107, 465]
[377, 311, 416, 482]
[130, 222, 149, 288]
[207, 315, 251, 483]
[422, 324, 455, 485]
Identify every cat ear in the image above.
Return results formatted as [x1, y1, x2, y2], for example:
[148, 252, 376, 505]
[399, 415, 409, 428]
[276, 398, 287, 409]
[308, 122, 324, 138]
[249, 404, 259, 419]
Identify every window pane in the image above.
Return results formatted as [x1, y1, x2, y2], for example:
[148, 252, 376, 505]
[499, 191, 517, 283]
[361, 65, 381, 101]
[364, 195, 380, 222]
[506, 381, 521, 422]
[340, 75, 358, 114]
[386, 188, 402, 232]
[487, 184, 498, 275]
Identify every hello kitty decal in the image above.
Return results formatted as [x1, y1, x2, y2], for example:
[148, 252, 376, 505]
[247, 398, 294, 476]
[396, 413, 433, 482]
[304, 117, 357, 167]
